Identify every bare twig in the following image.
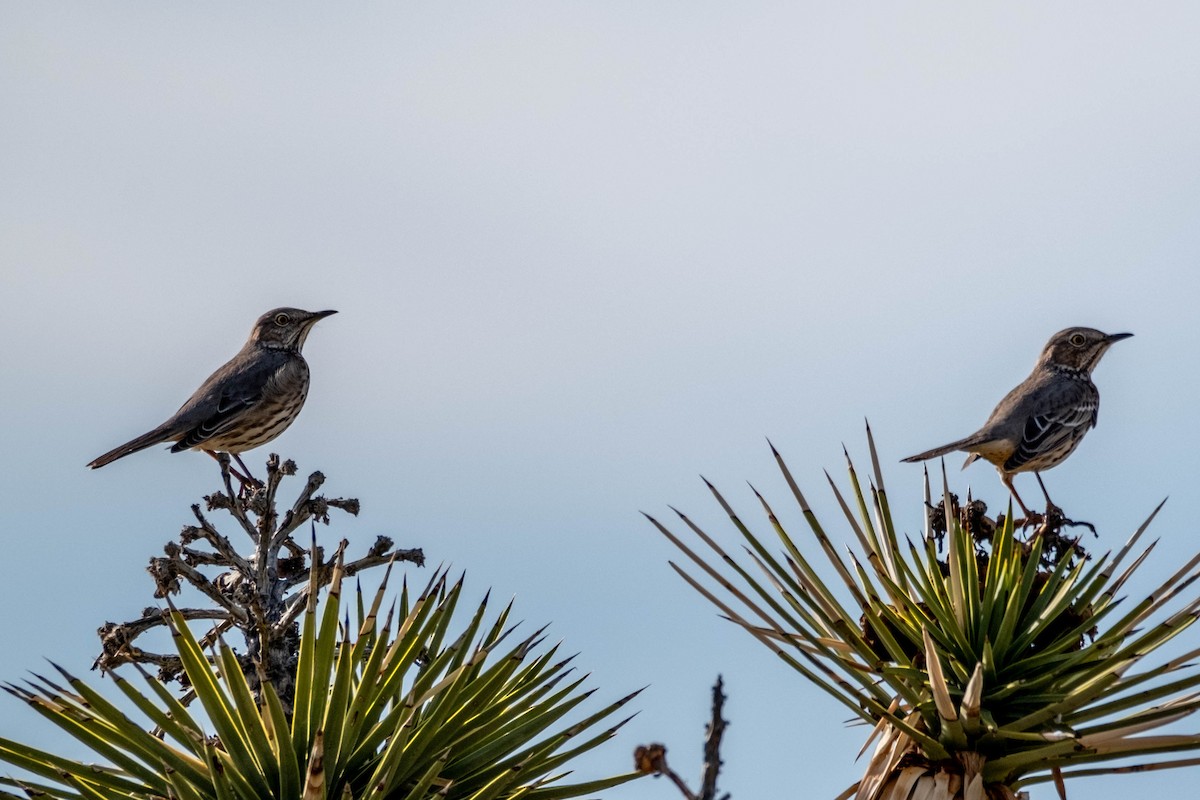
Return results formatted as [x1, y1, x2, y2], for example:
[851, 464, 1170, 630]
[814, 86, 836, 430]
[637, 676, 731, 800]
[700, 676, 730, 800]
[185, 505, 251, 572]
[94, 609, 228, 670]
[282, 541, 423, 590]
[272, 471, 328, 547]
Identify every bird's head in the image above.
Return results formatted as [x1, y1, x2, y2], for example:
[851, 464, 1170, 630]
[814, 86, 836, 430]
[1040, 327, 1132, 373]
[250, 308, 337, 352]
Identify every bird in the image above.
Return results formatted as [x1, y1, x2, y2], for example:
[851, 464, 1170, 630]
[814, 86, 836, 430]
[88, 307, 337, 478]
[901, 327, 1132, 518]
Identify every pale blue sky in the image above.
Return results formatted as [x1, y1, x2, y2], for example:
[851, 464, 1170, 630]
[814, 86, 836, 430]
[3, 4, 1200, 798]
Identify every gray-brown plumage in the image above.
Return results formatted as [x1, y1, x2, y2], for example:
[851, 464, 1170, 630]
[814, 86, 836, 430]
[88, 307, 336, 470]
[902, 327, 1131, 516]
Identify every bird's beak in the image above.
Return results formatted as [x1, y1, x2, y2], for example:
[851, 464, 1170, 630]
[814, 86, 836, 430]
[294, 310, 336, 349]
[1105, 332, 1133, 344]
[312, 309, 338, 321]
[301, 309, 337, 328]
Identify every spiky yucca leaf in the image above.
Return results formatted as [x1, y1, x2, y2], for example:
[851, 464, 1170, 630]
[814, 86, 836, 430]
[0, 559, 641, 800]
[651, 426, 1200, 799]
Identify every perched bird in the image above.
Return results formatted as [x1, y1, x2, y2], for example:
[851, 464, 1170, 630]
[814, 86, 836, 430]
[902, 327, 1132, 517]
[88, 307, 337, 475]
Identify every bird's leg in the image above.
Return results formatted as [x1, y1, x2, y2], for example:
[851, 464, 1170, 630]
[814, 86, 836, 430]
[1034, 473, 1056, 511]
[1000, 473, 1039, 527]
[231, 453, 259, 485]
[1035, 473, 1096, 536]
[205, 450, 255, 490]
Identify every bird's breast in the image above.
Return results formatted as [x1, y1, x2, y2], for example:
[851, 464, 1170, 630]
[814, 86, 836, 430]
[204, 358, 311, 453]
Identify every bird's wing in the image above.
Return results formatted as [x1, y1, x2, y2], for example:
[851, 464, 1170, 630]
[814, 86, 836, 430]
[167, 350, 288, 452]
[1004, 379, 1098, 472]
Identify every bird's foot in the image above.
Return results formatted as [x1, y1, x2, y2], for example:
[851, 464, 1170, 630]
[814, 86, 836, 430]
[207, 450, 263, 496]
[231, 472, 265, 491]
[1029, 475, 1095, 534]
[1057, 515, 1097, 536]
[1025, 505, 1094, 566]
[212, 452, 264, 496]
[1013, 511, 1044, 529]
[1028, 504, 1097, 543]
[230, 470, 265, 497]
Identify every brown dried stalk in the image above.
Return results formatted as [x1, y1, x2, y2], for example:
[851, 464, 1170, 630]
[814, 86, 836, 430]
[93, 452, 424, 712]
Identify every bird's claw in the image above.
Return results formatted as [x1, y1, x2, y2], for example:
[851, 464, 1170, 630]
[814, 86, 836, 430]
[1024, 504, 1097, 538]
[1058, 516, 1098, 536]
[228, 468, 264, 498]
[1014, 512, 1043, 529]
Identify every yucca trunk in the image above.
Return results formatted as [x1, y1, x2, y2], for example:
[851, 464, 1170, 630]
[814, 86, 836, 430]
[855, 739, 1022, 800]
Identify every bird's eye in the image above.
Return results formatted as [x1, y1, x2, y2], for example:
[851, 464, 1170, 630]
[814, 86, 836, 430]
[274, 313, 291, 326]
[1069, 333, 1087, 347]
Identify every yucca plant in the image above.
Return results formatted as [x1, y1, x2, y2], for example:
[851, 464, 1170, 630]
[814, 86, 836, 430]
[649, 426, 1200, 799]
[0, 555, 642, 799]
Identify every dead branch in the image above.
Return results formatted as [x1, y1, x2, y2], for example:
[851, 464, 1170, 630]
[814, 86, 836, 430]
[92, 453, 425, 714]
[636, 676, 731, 800]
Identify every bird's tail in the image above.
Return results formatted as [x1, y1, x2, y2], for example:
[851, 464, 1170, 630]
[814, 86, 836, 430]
[87, 427, 172, 469]
[900, 435, 984, 464]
